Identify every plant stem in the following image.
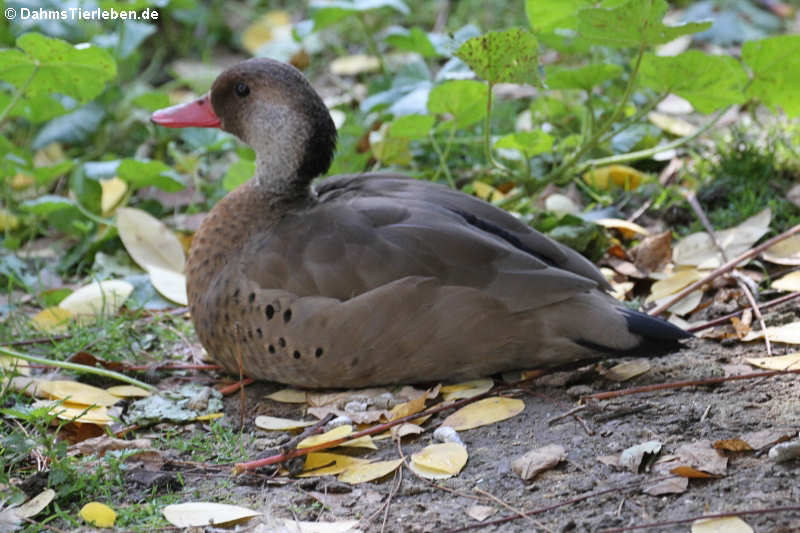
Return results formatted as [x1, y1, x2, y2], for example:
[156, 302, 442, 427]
[0, 345, 157, 391]
[482, 83, 511, 173]
[357, 13, 386, 76]
[73, 198, 115, 227]
[0, 67, 38, 129]
[431, 126, 456, 187]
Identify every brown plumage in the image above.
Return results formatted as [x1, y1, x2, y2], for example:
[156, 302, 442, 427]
[152, 58, 689, 389]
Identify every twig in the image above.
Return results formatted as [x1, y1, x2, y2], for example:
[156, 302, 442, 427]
[687, 291, 800, 332]
[648, 224, 800, 316]
[598, 505, 800, 532]
[683, 190, 772, 355]
[581, 368, 800, 402]
[473, 487, 553, 532]
[547, 405, 587, 426]
[381, 464, 402, 533]
[217, 378, 253, 396]
[0, 345, 157, 392]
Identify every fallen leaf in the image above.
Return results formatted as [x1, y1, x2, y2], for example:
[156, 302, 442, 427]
[691, 516, 753, 533]
[147, 264, 188, 305]
[388, 395, 427, 420]
[117, 207, 185, 273]
[69, 435, 151, 457]
[712, 437, 753, 452]
[746, 352, 800, 370]
[338, 459, 403, 484]
[671, 465, 719, 478]
[106, 385, 151, 398]
[440, 397, 525, 431]
[266, 388, 308, 403]
[58, 280, 133, 318]
[391, 423, 424, 438]
[647, 269, 703, 301]
[0, 354, 31, 375]
[100, 177, 127, 215]
[674, 440, 727, 476]
[647, 111, 697, 136]
[738, 429, 795, 450]
[79, 502, 116, 527]
[583, 165, 644, 190]
[511, 444, 566, 480]
[742, 323, 800, 344]
[643, 475, 689, 495]
[162, 502, 260, 527]
[409, 442, 468, 479]
[37, 380, 121, 407]
[255, 416, 317, 431]
[440, 379, 494, 401]
[297, 425, 352, 448]
[619, 441, 662, 473]
[602, 359, 651, 382]
[473, 181, 506, 203]
[330, 54, 381, 76]
[298, 453, 369, 477]
[673, 209, 771, 269]
[466, 504, 497, 521]
[595, 218, 649, 239]
[772, 271, 800, 292]
[730, 316, 751, 339]
[282, 519, 362, 533]
[762, 234, 800, 265]
[630, 231, 672, 275]
[241, 11, 292, 54]
[14, 489, 55, 519]
[32, 400, 113, 425]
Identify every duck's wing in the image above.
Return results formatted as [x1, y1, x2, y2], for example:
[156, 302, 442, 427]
[243, 174, 601, 312]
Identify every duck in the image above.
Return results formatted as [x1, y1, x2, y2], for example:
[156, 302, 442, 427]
[151, 57, 690, 389]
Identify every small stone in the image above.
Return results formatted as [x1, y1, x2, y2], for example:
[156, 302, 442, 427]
[769, 440, 800, 463]
[433, 426, 464, 446]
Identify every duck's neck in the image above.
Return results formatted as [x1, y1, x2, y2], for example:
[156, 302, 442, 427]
[253, 151, 314, 202]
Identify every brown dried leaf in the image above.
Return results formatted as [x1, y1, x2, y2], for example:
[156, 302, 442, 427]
[511, 444, 566, 480]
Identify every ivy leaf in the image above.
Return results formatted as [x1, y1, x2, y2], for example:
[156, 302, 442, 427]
[638, 51, 747, 113]
[545, 63, 622, 91]
[743, 34, 800, 117]
[577, 0, 711, 48]
[0, 33, 116, 103]
[427, 81, 488, 129]
[494, 131, 554, 158]
[117, 160, 185, 192]
[310, 0, 409, 30]
[384, 27, 437, 57]
[456, 29, 540, 86]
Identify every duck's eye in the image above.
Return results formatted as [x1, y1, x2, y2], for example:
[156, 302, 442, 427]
[234, 82, 250, 98]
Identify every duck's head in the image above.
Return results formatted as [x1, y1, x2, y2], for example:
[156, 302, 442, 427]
[152, 58, 337, 183]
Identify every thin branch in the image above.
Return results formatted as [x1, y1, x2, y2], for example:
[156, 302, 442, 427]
[648, 224, 800, 316]
[687, 291, 800, 333]
[598, 505, 800, 532]
[474, 487, 553, 532]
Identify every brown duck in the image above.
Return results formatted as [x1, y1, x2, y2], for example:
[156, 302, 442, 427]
[152, 58, 689, 389]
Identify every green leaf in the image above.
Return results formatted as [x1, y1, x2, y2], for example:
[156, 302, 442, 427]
[32, 104, 106, 150]
[132, 91, 170, 111]
[117, 159, 185, 192]
[456, 29, 540, 86]
[20, 195, 77, 215]
[384, 27, 437, 57]
[311, 0, 409, 30]
[494, 131, 554, 158]
[223, 158, 255, 191]
[577, 0, 712, 48]
[525, 0, 591, 33]
[389, 114, 435, 139]
[638, 51, 747, 113]
[743, 34, 800, 117]
[546, 63, 622, 91]
[0, 33, 116, 103]
[69, 171, 102, 215]
[427, 81, 488, 129]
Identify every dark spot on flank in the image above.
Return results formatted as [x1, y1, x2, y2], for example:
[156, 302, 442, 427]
[283, 309, 292, 323]
[257, 328, 263, 338]
[293, 350, 301, 359]
[248, 292, 255, 303]
[268, 344, 275, 354]
[233, 288, 240, 298]
[278, 337, 286, 348]
[248, 330, 253, 339]
[351, 357, 359, 367]
[266, 305, 275, 320]
[315, 347, 324, 358]
[224, 313, 230, 321]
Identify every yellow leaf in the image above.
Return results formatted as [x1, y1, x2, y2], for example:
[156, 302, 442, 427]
[117, 207, 185, 273]
[646, 269, 703, 302]
[58, 280, 133, 318]
[746, 352, 800, 371]
[195, 412, 223, 421]
[162, 502, 260, 528]
[267, 388, 308, 403]
[342, 435, 377, 449]
[330, 54, 381, 76]
[255, 415, 316, 431]
[440, 379, 493, 401]
[647, 111, 697, 136]
[106, 385, 151, 398]
[440, 397, 525, 431]
[594, 218, 649, 240]
[11, 172, 35, 190]
[772, 271, 800, 292]
[0, 208, 20, 231]
[37, 380, 121, 406]
[409, 442, 468, 479]
[100, 177, 128, 215]
[691, 516, 753, 533]
[674, 209, 771, 269]
[742, 323, 800, 344]
[472, 181, 505, 202]
[79, 502, 116, 528]
[31, 307, 74, 333]
[297, 425, 352, 448]
[32, 400, 113, 425]
[388, 395, 427, 420]
[147, 265, 188, 305]
[762, 234, 800, 266]
[338, 459, 403, 484]
[603, 359, 651, 382]
[241, 11, 292, 54]
[298, 452, 369, 477]
[583, 165, 644, 190]
[0, 354, 30, 375]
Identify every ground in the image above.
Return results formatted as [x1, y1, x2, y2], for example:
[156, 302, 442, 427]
[129, 302, 800, 533]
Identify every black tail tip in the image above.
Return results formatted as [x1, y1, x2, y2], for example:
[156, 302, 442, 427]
[621, 307, 693, 340]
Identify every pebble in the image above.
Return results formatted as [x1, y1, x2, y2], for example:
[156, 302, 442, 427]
[769, 440, 800, 463]
[433, 426, 464, 446]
